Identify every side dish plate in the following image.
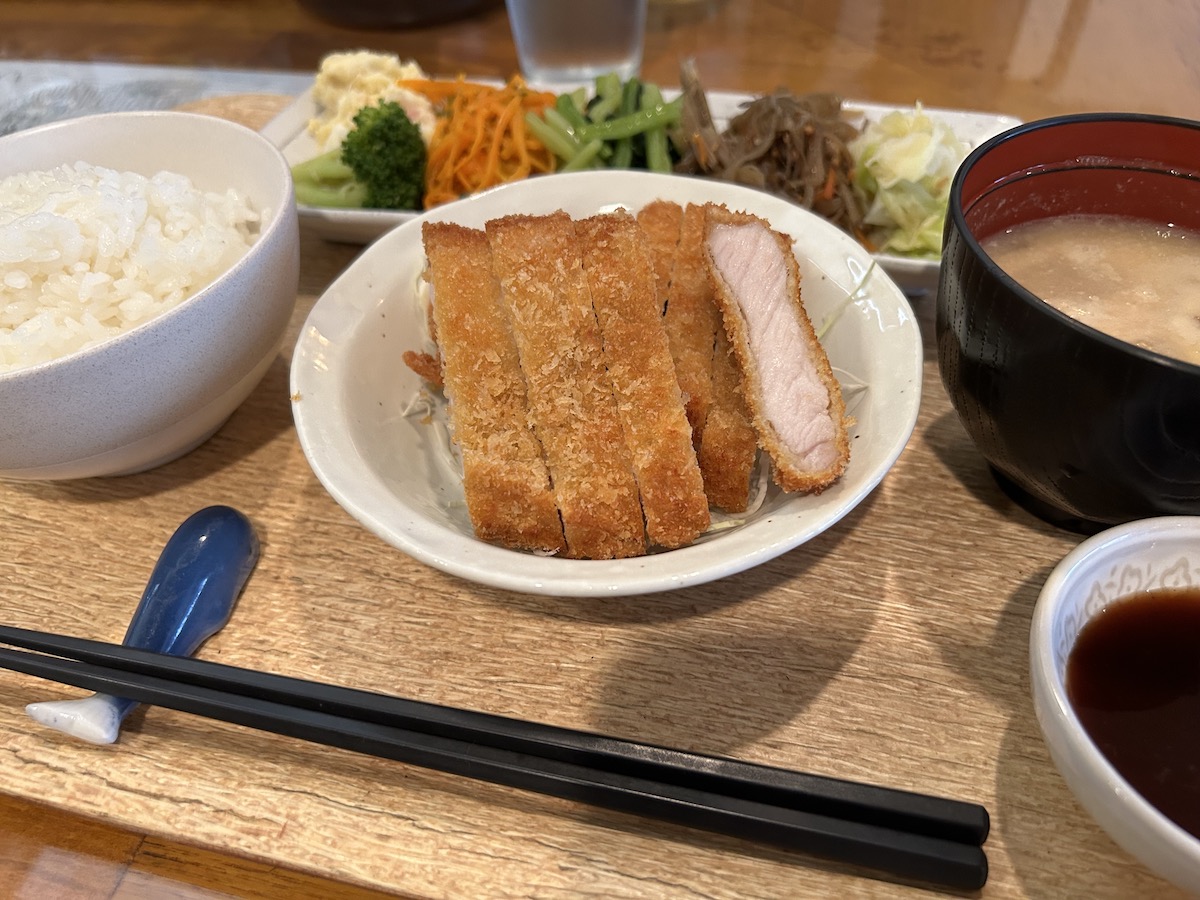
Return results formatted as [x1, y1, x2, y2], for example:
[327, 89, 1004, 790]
[262, 86, 1020, 294]
[289, 170, 922, 597]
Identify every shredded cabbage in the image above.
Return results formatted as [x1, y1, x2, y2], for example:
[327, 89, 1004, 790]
[849, 104, 968, 258]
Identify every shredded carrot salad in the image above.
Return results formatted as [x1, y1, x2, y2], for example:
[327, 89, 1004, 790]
[398, 76, 559, 209]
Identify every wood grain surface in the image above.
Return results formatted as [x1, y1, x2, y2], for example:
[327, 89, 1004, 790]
[1, 1, 1199, 898]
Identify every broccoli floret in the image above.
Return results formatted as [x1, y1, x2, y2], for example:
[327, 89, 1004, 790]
[290, 100, 426, 210]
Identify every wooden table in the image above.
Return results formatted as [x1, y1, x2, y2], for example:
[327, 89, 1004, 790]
[2, 2, 1198, 898]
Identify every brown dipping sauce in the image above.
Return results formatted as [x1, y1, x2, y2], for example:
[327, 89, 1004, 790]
[1066, 588, 1200, 839]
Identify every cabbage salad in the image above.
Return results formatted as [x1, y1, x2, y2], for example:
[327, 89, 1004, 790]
[849, 104, 969, 258]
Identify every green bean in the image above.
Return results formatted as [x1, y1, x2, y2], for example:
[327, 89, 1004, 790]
[576, 97, 683, 143]
[609, 77, 642, 169]
[560, 138, 606, 171]
[542, 106, 581, 141]
[595, 71, 622, 97]
[639, 83, 673, 173]
[554, 93, 588, 132]
[523, 110, 582, 162]
[587, 71, 624, 122]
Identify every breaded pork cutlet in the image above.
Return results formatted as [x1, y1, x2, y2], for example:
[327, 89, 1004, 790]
[636, 199, 683, 315]
[420, 222, 565, 553]
[697, 323, 758, 512]
[485, 212, 646, 560]
[577, 210, 710, 549]
[663, 202, 722, 450]
[653, 201, 758, 512]
[703, 204, 851, 493]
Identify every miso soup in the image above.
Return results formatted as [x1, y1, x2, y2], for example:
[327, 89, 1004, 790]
[982, 214, 1200, 366]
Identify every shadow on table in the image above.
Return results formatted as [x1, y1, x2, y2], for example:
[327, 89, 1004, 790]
[914, 419, 1177, 894]
[489, 493, 881, 757]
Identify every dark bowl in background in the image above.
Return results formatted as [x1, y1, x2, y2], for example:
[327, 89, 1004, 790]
[936, 113, 1200, 533]
[296, 0, 499, 28]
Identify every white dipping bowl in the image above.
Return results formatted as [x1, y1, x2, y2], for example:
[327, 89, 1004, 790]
[1030, 516, 1200, 893]
[0, 111, 299, 479]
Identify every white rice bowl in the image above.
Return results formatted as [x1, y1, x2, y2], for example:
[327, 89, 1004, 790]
[0, 110, 298, 480]
[0, 162, 259, 372]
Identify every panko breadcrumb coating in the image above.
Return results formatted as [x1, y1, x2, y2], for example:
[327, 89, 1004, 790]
[577, 211, 710, 549]
[664, 202, 723, 450]
[486, 212, 646, 560]
[421, 222, 565, 554]
[697, 322, 758, 513]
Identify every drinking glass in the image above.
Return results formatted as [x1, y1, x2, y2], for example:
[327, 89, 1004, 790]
[505, 0, 648, 84]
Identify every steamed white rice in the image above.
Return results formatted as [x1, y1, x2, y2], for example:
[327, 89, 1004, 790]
[0, 162, 260, 373]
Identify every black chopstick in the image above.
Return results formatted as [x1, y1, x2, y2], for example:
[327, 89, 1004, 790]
[0, 625, 988, 846]
[0, 627, 988, 891]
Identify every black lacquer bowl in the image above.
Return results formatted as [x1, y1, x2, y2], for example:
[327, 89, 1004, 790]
[936, 113, 1200, 532]
[296, 0, 498, 28]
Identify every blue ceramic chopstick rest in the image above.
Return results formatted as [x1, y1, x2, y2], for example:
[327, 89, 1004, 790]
[25, 505, 259, 744]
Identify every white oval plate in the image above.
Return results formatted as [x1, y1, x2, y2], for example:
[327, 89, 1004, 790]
[290, 169, 922, 597]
